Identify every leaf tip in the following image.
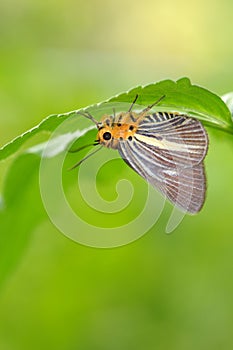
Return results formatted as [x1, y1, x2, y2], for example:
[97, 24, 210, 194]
[176, 77, 192, 87]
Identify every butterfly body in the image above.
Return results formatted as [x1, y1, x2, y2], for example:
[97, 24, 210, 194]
[77, 97, 209, 214]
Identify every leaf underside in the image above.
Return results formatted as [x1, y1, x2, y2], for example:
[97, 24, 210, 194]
[0, 77, 232, 162]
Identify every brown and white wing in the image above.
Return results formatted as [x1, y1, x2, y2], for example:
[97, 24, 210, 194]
[136, 113, 208, 166]
[118, 113, 208, 213]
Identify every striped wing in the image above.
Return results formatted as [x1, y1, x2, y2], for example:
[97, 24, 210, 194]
[118, 113, 208, 213]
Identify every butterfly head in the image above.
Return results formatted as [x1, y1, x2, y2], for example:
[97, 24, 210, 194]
[96, 113, 138, 149]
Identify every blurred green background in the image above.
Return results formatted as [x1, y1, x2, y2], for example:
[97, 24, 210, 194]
[1, 0, 233, 349]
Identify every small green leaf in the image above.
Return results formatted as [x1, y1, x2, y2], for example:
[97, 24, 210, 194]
[222, 92, 233, 119]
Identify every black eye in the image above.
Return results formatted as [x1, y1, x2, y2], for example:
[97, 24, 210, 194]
[129, 125, 134, 131]
[103, 132, 112, 140]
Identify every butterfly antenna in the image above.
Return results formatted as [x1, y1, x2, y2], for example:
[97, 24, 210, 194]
[69, 145, 103, 170]
[68, 141, 99, 153]
[141, 95, 166, 113]
[76, 111, 99, 127]
[128, 94, 139, 112]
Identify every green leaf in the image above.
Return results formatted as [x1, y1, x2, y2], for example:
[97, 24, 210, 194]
[222, 92, 233, 119]
[0, 153, 46, 287]
[107, 77, 233, 133]
[0, 77, 232, 163]
[0, 120, 99, 287]
[0, 113, 75, 161]
[0, 77, 232, 285]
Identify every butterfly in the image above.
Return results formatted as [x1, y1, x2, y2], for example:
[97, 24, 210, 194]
[72, 95, 209, 214]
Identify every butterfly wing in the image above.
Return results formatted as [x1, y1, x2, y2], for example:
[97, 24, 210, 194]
[118, 113, 208, 213]
[136, 113, 208, 166]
